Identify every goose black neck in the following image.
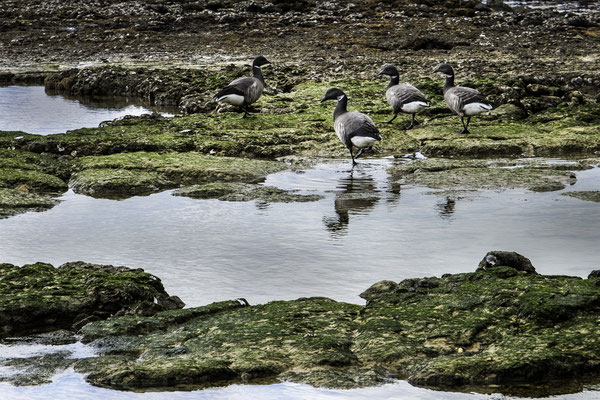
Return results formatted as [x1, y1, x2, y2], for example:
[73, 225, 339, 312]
[333, 96, 348, 120]
[253, 66, 265, 84]
[443, 75, 455, 94]
[387, 75, 400, 89]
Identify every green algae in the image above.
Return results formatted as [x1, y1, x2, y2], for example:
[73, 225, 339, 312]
[0, 188, 59, 218]
[562, 191, 600, 203]
[2, 76, 599, 161]
[72, 254, 600, 395]
[0, 262, 183, 338]
[69, 151, 287, 198]
[389, 158, 579, 193]
[173, 182, 323, 203]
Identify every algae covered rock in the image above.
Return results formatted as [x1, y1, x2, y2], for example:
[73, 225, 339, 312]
[390, 158, 578, 193]
[0, 188, 59, 219]
[69, 151, 287, 198]
[0, 262, 184, 338]
[73, 254, 600, 395]
[562, 191, 600, 203]
[173, 182, 323, 203]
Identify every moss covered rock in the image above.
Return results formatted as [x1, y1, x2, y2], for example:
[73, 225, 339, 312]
[0, 262, 184, 338]
[0, 188, 59, 218]
[69, 151, 287, 198]
[74, 253, 600, 395]
[389, 158, 580, 193]
[173, 182, 323, 203]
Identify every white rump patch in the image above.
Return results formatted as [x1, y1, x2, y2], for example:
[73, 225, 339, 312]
[351, 136, 379, 148]
[401, 101, 429, 114]
[216, 94, 245, 106]
[463, 102, 493, 116]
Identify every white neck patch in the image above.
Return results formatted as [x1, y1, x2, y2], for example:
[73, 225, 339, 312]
[337, 95, 346, 101]
[391, 75, 398, 79]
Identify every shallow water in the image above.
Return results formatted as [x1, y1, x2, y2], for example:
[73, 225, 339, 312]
[0, 86, 176, 135]
[503, 0, 600, 12]
[0, 158, 599, 307]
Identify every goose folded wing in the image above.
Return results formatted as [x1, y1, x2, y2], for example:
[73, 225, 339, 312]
[344, 112, 381, 142]
[455, 87, 492, 107]
[394, 84, 429, 105]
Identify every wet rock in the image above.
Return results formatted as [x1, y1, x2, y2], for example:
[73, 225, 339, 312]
[173, 182, 323, 203]
[0, 188, 59, 219]
[69, 151, 287, 199]
[0, 261, 184, 338]
[359, 280, 399, 301]
[562, 191, 600, 203]
[71, 252, 600, 395]
[477, 251, 537, 274]
[486, 103, 527, 121]
[389, 158, 577, 193]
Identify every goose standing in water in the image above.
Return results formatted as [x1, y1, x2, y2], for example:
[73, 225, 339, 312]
[379, 65, 430, 129]
[213, 56, 271, 118]
[321, 88, 381, 166]
[434, 63, 493, 134]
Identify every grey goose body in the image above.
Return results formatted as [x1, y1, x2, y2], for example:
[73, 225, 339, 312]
[321, 88, 381, 166]
[379, 65, 430, 129]
[214, 56, 271, 117]
[434, 63, 493, 134]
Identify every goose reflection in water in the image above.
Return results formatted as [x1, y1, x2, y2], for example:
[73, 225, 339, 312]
[436, 196, 456, 219]
[323, 167, 400, 237]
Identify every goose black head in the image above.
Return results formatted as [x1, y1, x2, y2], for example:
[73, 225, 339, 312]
[252, 56, 271, 68]
[434, 63, 454, 77]
[378, 65, 400, 78]
[320, 88, 346, 103]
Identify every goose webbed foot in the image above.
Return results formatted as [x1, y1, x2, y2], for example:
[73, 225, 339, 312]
[404, 114, 417, 130]
[458, 128, 470, 134]
[241, 107, 254, 118]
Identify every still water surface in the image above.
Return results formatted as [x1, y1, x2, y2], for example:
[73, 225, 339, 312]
[1, 161, 599, 400]
[1, 159, 599, 306]
[0, 86, 175, 135]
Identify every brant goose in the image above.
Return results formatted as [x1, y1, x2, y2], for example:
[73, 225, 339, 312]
[214, 56, 271, 118]
[434, 63, 493, 134]
[379, 65, 430, 129]
[321, 88, 381, 166]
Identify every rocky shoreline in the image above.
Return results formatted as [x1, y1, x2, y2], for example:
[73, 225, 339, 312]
[2, 252, 600, 396]
[1, 1, 600, 396]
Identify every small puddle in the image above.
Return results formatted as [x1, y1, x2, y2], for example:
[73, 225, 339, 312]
[0, 86, 177, 135]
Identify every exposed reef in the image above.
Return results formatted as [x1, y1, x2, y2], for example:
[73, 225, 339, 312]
[0, 261, 184, 338]
[69, 252, 600, 395]
[2, 253, 600, 395]
[173, 182, 323, 203]
[388, 157, 591, 194]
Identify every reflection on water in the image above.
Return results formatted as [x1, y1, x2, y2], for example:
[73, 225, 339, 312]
[0, 86, 176, 135]
[437, 197, 457, 219]
[322, 168, 385, 237]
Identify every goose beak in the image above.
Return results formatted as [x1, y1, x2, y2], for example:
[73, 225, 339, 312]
[433, 67, 440, 73]
[320, 96, 327, 103]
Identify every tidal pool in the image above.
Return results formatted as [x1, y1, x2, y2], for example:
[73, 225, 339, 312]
[0, 86, 176, 135]
[0, 158, 599, 307]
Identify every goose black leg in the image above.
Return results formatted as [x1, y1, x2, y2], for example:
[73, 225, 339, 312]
[459, 116, 470, 134]
[404, 113, 416, 130]
[384, 114, 398, 124]
[349, 148, 357, 166]
[464, 116, 472, 132]
[355, 147, 370, 159]
[241, 107, 253, 118]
